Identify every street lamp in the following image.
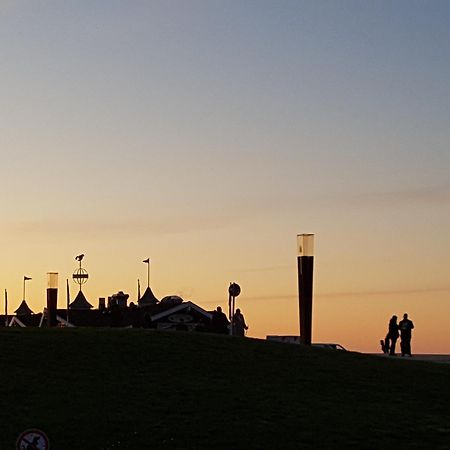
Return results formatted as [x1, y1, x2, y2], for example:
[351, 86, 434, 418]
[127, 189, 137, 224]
[47, 272, 58, 327]
[297, 234, 314, 345]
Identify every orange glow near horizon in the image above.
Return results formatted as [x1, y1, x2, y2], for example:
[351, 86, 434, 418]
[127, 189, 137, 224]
[1, 243, 449, 354]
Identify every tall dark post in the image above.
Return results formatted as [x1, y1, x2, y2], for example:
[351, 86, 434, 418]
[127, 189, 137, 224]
[297, 234, 314, 345]
[143, 258, 150, 287]
[66, 278, 70, 325]
[47, 272, 58, 327]
[228, 282, 241, 335]
[4, 289, 8, 326]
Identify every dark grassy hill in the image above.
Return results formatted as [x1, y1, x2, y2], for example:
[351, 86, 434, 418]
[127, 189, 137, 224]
[0, 328, 449, 449]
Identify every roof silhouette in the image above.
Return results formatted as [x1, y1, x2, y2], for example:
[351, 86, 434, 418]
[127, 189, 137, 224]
[14, 300, 34, 315]
[69, 290, 94, 310]
[138, 286, 159, 307]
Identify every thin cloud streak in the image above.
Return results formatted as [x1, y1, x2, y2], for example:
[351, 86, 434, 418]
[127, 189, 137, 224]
[344, 185, 450, 208]
[3, 215, 236, 236]
[232, 265, 293, 273]
[239, 286, 450, 302]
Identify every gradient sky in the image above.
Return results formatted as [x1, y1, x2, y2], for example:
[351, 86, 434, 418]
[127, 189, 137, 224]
[1, 1, 449, 352]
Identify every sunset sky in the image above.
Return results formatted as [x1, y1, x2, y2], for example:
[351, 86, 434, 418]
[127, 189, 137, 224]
[1, 1, 449, 352]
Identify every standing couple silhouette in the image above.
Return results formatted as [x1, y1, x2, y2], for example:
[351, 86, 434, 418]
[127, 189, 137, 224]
[382, 313, 414, 356]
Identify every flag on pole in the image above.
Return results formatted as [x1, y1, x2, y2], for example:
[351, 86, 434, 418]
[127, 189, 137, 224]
[24, 276, 32, 281]
[143, 258, 151, 287]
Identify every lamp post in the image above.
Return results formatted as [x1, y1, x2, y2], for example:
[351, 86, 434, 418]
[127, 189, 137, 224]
[297, 234, 314, 345]
[47, 272, 58, 327]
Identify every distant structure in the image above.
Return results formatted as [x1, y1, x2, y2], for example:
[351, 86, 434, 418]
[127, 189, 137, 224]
[138, 286, 159, 307]
[14, 300, 34, 316]
[0, 259, 220, 332]
[70, 254, 93, 310]
[139, 258, 158, 307]
[297, 234, 314, 345]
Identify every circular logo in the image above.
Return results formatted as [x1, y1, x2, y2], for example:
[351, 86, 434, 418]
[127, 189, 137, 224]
[16, 429, 49, 450]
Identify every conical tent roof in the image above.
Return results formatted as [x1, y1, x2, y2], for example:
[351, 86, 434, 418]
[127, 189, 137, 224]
[14, 300, 34, 315]
[69, 290, 93, 310]
[138, 286, 159, 306]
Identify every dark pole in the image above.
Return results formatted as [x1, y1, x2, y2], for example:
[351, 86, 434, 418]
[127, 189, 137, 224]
[143, 258, 150, 288]
[66, 278, 70, 325]
[297, 234, 314, 345]
[79, 259, 82, 291]
[228, 283, 241, 336]
[47, 272, 58, 327]
[4, 289, 7, 326]
[23, 276, 31, 301]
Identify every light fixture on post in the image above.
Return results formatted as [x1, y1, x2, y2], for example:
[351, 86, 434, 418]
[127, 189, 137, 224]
[47, 272, 58, 327]
[297, 234, 314, 345]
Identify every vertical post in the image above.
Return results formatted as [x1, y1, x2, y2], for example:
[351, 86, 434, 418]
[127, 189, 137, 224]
[228, 283, 241, 336]
[23, 276, 32, 301]
[297, 234, 314, 345]
[4, 289, 8, 326]
[79, 259, 82, 291]
[143, 258, 150, 288]
[47, 272, 58, 327]
[66, 278, 70, 325]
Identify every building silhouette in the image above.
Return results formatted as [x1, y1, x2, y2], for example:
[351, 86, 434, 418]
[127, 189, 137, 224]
[1, 285, 213, 331]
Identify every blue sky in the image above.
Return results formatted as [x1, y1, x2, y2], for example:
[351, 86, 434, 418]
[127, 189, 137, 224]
[1, 1, 449, 351]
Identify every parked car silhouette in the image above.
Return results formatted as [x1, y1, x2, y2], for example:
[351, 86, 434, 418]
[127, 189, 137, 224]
[312, 343, 347, 351]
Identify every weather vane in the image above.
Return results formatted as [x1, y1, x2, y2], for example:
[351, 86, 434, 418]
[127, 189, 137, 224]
[73, 254, 88, 291]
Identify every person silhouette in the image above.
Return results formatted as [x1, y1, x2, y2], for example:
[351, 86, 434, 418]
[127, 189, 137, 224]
[232, 308, 248, 337]
[211, 306, 229, 334]
[399, 313, 414, 356]
[387, 315, 399, 356]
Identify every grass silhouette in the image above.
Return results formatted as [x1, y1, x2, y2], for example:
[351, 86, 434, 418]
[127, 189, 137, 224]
[0, 328, 449, 449]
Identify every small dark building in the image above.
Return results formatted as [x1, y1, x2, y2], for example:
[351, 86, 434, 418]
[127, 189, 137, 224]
[108, 291, 129, 308]
[14, 300, 34, 316]
[69, 291, 93, 310]
[138, 286, 159, 307]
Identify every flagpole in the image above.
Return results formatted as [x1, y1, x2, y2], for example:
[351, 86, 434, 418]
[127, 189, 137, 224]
[143, 258, 150, 288]
[137, 279, 141, 301]
[23, 276, 32, 301]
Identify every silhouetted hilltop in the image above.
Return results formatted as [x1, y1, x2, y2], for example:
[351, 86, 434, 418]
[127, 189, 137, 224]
[0, 329, 449, 449]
